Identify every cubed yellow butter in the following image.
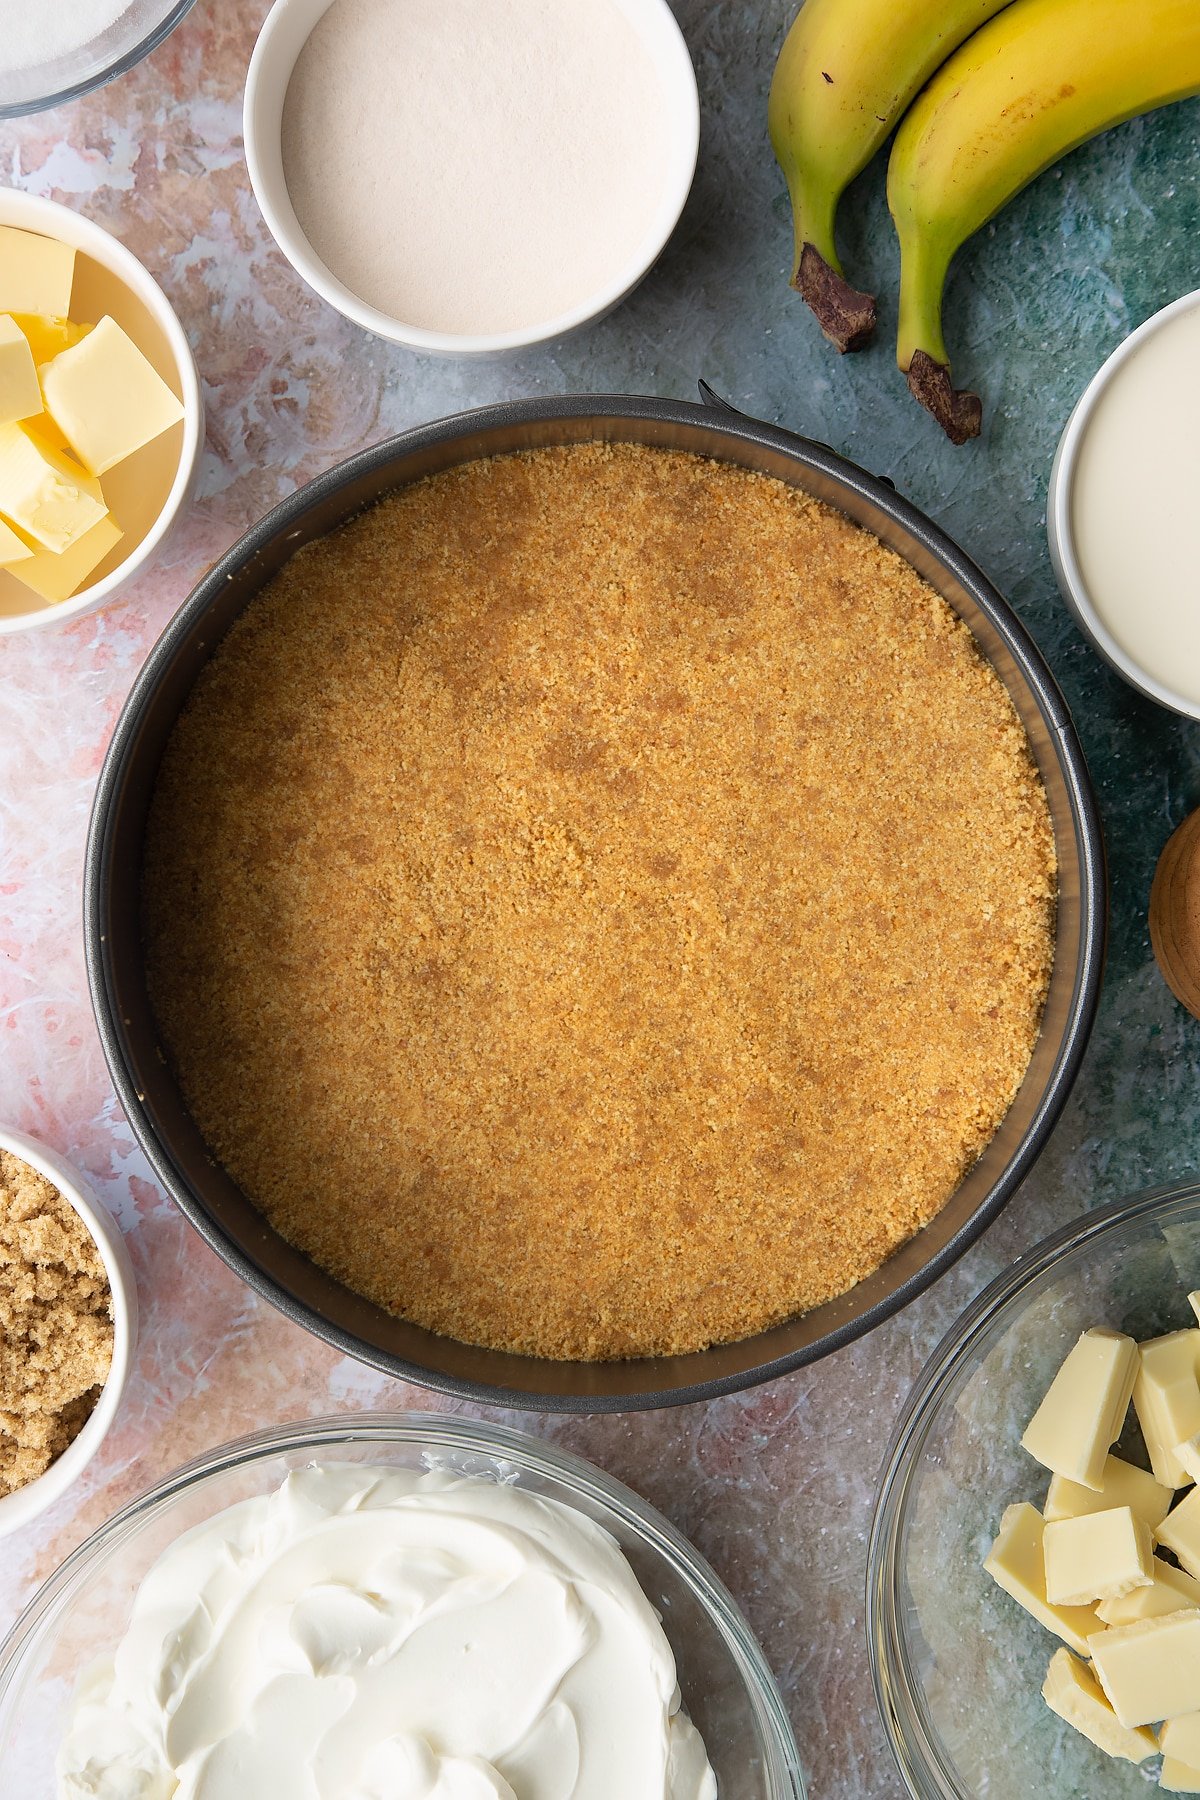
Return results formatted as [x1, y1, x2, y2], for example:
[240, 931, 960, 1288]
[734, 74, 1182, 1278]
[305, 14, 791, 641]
[9, 313, 91, 367]
[1163, 1756, 1200, 1793]
[1097, 1556, 1200, 1626]
[1041, 1648, 1157, 1762]
[40, 315, 184, 477]
[0, 420, 105, 552]
[1021, 1328, 1138, 1489]
[1163, 1715, 1200, 1769]
[7, 513, 122, 604]
[1089, 1610, 1200, 1727]
[983, 1502, 1100, 1655]
[1043, 1506, 1154, 1606]
[0, 516, 31, 564]
[1157, 1487, 1200, 1580]
[1044, 1453, 1174, 1532]
[0, 316, 41, 426]
[0, 226, 75, 317]
[1133, 1330, 1200, 1488]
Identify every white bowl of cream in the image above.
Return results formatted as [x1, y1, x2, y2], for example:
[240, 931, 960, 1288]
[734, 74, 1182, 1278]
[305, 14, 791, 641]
[1048, 289, 1200, 720]
[243, 0, 700, 356]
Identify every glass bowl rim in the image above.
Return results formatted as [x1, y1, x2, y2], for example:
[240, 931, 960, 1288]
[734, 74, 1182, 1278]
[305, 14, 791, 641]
[0, 1408, 806, 1796]
[0, 0, 198, 120]
[865, 1176, 1200, 1799]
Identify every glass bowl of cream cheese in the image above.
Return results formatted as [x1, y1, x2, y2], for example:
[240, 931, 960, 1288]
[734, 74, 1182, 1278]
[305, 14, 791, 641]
[867, 1179, 1200, 1799]
[0, 1412, 805, 1798]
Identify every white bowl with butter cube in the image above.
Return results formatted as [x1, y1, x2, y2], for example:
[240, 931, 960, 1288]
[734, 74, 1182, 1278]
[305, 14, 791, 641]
[869, 1180, 1200, 1799]
[0, 191, 202, 633]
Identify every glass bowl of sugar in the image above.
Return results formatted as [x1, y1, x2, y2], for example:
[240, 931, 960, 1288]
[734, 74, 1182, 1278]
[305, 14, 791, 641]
[244, 0, 700, 355]
[0, 0, 198, 117]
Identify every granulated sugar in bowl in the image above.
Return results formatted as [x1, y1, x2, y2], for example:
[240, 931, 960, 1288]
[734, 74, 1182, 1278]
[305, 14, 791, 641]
[246, 0, 700, 353]
[0, 2, 133, 71]
[0, 0, 199, 116]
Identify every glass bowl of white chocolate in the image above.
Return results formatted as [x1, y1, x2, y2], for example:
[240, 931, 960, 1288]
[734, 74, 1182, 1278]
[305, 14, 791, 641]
[868, 1179, 1200, 1799]
[0, 1411, 805, 1798]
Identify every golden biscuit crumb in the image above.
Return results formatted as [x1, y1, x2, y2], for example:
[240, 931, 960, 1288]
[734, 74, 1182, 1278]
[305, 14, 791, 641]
[143, 444, 1055, 1360]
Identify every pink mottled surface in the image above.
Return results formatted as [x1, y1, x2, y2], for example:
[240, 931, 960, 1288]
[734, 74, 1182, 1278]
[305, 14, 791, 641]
[0, 3, 1171, 1796]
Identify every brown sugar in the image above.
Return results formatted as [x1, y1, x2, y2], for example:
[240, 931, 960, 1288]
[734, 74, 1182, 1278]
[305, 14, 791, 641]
[142, 444, 1056, 1360]
[0, 1150, 113, 1495]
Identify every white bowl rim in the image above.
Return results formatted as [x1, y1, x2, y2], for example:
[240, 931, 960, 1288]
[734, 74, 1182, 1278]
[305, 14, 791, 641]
[0, 190, 204, 637]
[1047, 286, 1200, 722]
[243, 0, 701, 355]
[0, 1125, 138, 1539]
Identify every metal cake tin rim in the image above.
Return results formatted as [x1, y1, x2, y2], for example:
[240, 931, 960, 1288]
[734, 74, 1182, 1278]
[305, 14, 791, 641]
[84, 392, 1106, 1413]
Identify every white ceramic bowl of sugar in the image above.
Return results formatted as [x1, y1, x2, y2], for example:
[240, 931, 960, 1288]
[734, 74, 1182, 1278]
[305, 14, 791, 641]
[244, 0, 700, 356]
[1047, 288, 1200, 721]
[0, 191, 204, 635]
[0, 1126, 137, 1540]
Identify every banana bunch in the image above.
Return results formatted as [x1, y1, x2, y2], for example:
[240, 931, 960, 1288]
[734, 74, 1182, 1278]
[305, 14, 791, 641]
[769, 0, 1200, 442]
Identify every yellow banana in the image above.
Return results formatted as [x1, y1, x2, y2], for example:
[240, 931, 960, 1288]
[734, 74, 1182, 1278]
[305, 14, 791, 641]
[889, 0, 1200, 442]
[768, 0, 1016, 351]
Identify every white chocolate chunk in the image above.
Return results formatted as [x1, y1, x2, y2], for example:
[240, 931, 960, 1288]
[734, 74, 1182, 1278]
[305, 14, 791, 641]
[1177, 1435, 1200, 1486]
[1162, 1756, 1200, 1793]
[40, 315, 184, 477]
[8, 512, 122, 603]
[983, 1503, 1100, 1655]
[1133, 1330, 1200, 1489]
[1021, 1329, 1138, 1489]
[0, 515, 31, 564]
[1157, 1488, 1200, 1581]
[0, 315, 41, 427]
[1096, 1556, 1200, 1626]
[1189, 1291, 1200, 1328]
[1044, 1453, 1174, 1531]
[1089, 1611, 1200, 1727]
[1041, 1648, 1157, 1761]
[0, 226, 75, 316]
[1163, 1715, 1200, 1769]
[1044, 1507, 1154, 1606]
[0, 420, 105, 552]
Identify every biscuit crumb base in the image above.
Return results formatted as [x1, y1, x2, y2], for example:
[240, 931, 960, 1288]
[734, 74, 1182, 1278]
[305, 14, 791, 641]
[143, 444, 1056, 1361]
[0, 1151, 113, 1495]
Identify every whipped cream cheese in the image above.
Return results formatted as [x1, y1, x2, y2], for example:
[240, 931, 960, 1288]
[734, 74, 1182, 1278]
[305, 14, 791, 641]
[57, 1464, 718, 1800]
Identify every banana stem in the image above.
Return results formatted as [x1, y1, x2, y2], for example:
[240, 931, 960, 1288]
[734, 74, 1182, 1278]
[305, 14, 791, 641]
[895, 225, 981, 443]
[785, 170, 877, 353]
[895, 226, 952, 373]
[784, 167, 841, 286]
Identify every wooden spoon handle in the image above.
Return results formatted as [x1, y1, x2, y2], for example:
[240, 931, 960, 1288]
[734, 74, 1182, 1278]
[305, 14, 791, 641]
[1150, 809, 1200, 1018]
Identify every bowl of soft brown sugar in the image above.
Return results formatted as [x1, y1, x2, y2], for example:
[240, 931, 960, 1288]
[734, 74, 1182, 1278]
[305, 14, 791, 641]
[0, 1127, 136, 1534]
[84, 394, 1104, 1411]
